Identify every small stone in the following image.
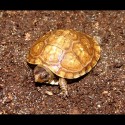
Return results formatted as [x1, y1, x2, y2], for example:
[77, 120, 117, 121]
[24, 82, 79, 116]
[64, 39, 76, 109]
[25, 33, 31, 41]
[0, 84, 4, 89]
[0, 12, 3, 18]
[45, 91, 53, 96]
[8, 92, 13, 101]
[102, 90, 108, 95]
[97, 104, 101, 108]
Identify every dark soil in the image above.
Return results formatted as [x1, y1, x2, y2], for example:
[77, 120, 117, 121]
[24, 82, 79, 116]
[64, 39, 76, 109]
[0, 10, 125, 114]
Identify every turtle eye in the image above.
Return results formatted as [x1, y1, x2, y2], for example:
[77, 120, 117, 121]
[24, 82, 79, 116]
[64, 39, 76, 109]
[43, 73, 48, 78]
[41, 71, 49, 79]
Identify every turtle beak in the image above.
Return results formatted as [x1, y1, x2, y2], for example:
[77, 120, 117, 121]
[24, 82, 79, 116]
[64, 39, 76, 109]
[34, 74, 44, 83]
[34, 74, 39, 82]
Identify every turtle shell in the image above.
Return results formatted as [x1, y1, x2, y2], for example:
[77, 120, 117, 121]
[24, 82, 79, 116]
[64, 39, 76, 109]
[27, 29, 101, 79]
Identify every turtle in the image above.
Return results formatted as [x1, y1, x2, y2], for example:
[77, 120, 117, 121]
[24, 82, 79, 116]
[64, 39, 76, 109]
[27, 29, 101, 97]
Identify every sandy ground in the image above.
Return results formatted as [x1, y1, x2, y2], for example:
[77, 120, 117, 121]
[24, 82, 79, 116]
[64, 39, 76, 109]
[0, 10, 125, 114]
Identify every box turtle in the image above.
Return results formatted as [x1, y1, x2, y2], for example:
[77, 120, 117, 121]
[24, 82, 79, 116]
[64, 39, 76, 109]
[27, 29, 101, 97]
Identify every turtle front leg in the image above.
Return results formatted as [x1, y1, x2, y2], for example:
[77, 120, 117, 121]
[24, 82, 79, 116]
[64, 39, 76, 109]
[58, 78, 68, 97]
[49, 78, 68, 97]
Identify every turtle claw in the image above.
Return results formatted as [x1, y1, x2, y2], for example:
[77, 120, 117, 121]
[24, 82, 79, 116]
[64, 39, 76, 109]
[58, 89, 69, 98]
[59, 90, 68, 98]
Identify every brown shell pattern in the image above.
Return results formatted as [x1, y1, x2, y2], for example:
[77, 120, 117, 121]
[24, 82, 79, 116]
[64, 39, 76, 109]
[27, 29, 101, 79]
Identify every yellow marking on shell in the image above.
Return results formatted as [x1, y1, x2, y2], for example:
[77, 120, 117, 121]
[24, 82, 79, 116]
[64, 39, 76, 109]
[85, 65, 92, 73]
[58, 70, 66, 77]
[73, 43, 82, 53]
[28, 58, 35, 64]
[94, 41, 100, 48]
[63, 39, 71, 50]
[93, 38, 100, 50]
[35, 58, 42, 64]
[48, 33, 71, 50]
[80, 51, 91, 66]
[49, 65, 59, 73]
[57, 36, 65, 43]
[94, 52, 100, 61]
[42, 45, 63, 64]
[91, 59, 97, 67]
[93, 42, 100, 61]
[55, 30, 64, 35]
[69, 30, 78, 40]
[61, 52, 83, 71]
[81, 38, 89, 45]
[56, 37, 65, 48]
[80, 69, 86, 76]
[81, 38, 93, 55]
[73, 43, 92, 67]
[48, 34, 56, 42]
[94, 45, 101, 54]
[65, 72, 74, 79]
[30, 42, 44, 56]
[73, 73, 80, 78]
[49, 55, 55, 61]
[44, 45, 52, 53]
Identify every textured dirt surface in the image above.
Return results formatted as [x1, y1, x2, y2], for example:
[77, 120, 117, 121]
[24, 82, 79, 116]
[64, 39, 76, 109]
[0, 10, 125, 114]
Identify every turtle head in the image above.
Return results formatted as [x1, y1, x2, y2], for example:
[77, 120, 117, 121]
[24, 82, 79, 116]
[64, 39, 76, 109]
[34, 65, 54, 83]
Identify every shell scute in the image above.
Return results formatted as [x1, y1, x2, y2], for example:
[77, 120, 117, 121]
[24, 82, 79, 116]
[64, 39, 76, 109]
[42, 45, 63, 65]
[61, 52, 83, 72]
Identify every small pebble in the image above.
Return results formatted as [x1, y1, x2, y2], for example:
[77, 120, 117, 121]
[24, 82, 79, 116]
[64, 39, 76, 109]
[97, 104, 101, 108]
[45, 91, 53, 96]
[25, 33, 31, 41]
[102, 91, 108, 95]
